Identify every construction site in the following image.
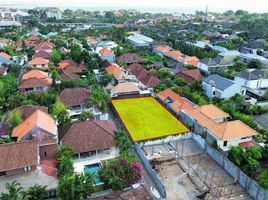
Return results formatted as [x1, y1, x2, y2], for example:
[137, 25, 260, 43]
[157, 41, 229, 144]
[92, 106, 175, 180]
[141, 138, 252, 200]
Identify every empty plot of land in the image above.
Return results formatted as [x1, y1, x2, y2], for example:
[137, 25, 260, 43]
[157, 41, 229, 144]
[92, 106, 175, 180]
[111, 97, 189, 141]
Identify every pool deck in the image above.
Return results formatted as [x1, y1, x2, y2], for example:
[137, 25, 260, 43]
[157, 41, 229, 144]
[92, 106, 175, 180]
[73, 148, 119, 173]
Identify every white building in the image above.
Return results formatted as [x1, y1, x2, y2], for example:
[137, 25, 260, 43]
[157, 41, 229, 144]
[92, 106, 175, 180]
[202, 74, 245, 99]
[234, 69, 268, 89]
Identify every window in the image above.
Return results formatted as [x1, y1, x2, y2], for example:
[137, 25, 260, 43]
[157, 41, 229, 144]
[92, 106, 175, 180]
[241, 136, 250, 140]
[44, 151, 47, 157]
[0, 171, 6, 176]
[23, 166, 32, 172]
[223, 141, 228, 147]
[212, 91, 216, 96]
[35, 87, 44, 91]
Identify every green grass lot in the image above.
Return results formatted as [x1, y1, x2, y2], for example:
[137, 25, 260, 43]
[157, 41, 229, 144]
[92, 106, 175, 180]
[111, 97, 189, 142]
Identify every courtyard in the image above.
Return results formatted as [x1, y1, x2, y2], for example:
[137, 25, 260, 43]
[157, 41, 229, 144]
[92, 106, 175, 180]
[111, 97, 189, 142]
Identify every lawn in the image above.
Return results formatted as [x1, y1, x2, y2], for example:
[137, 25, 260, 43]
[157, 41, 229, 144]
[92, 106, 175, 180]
[111, 97, 189, 142]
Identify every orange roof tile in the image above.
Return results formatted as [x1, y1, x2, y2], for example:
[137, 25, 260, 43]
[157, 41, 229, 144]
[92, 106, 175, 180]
[157, 89, 194, 112]
[28, 57, 49, 65]
[166, 50, 182, 60]
[0, 52, 12, 60]
[155, 45, 172, 54]
[99, 48, 114, 56]
[12, 110, 55, 140]
[185, 105, 257, 140]
[105, 64, 122, 75]
[22, 70, 49, 81]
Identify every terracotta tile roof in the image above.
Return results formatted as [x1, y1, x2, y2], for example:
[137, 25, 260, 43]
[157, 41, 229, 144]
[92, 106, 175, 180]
[99, 48, 114, 56]
[34, 41, 54, 51]
[59, 87, 90, 107]
[115, 71, 131, 81]
[126, 63, 161, 88]
[117, 53, 144, 64]
[106, 82, 140, 95]
[58, 70, 81, 80]
[33, 50, 52, 60]
[0, 66, 8, 75]
[157, 89, 194, 112]
[12, 110, 56, 140]
[27, 35, 39, 41]
[19, 105, 48, 120]
[87, 37, 97, 44]
[28, 57, 49, 65]
[58, 59, 85, 73]
[239, 141, 256, 148]
[60, 120, 116, 154]
[22, 70, 49, 81]
[0, 140, 37, 172]
[105, 64, 122, 75]
[155, 45, 172, 54]
[166, 51, 182, 60]
[0, 52, 11, 60]
[181, 56, 199, 67]
[185, 105, 257, 140]
[19, 77, 52, 89]
[176, 69, 203, 84]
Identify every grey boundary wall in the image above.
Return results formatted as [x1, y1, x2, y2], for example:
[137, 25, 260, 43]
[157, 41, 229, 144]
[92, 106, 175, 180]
[133, 142, 167, 198]
[181, 111, 268, 200]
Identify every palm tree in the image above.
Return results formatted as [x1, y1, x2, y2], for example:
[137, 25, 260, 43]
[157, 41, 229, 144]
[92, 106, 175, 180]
[26, 184, 47, 200]
[0, 181, 25, 200]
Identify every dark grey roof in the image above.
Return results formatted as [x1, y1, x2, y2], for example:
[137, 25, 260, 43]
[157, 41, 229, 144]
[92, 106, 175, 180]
[203, 74, 235, 90]
[236, 69, 268, 80]
[200, 58, 217, 66]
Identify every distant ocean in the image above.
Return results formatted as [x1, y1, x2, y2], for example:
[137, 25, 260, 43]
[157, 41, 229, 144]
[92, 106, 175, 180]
[0, 4, 199, 14]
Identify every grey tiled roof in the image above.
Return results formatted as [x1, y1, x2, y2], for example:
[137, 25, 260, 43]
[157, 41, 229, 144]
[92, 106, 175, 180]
[203, 74, 235, 90]
[236, 69, 268, 80]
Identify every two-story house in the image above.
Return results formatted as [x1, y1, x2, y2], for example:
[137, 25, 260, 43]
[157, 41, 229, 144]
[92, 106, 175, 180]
[234, 69, 268, 89]
[202, 74, 245, 99]
[184, 104, 259, 151]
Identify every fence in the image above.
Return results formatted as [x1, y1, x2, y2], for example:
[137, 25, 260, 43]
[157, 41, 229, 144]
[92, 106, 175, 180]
[133, 142, 166, 198]
[191, 134, 268, 200]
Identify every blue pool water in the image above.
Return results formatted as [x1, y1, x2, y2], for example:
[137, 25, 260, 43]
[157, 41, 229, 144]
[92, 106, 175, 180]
[84, 163, 103, 185]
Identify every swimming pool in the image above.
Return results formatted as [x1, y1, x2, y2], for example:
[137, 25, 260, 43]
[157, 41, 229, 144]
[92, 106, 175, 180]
[84, 163, 103, 185]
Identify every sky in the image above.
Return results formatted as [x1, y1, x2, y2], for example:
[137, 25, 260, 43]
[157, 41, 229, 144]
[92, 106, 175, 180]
[1, 0, 268, 13]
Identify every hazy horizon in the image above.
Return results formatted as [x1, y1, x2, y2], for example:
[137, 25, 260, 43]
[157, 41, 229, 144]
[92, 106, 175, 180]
[1, 0, 268, 14]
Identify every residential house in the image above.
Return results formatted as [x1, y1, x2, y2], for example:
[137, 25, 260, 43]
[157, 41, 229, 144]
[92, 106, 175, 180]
[126, 33, 153, 48]
[240, 53, 268, 68]
[33, 50, 52, 60]
[19, 70, 52, 93]
[156, 89, 194, 115]
[184, 105, 258, 151]
[219, 50, 240, 62]
[153, 45, 173, 57]
[0, 21, 22, 29]
[198, 57, 233, 74]
[175, 69, 203, 85]
[0, 52, 12, 65]
[234, 69, 268, 90]
[126, 63, 161, 90]
[98, 48, 115, 63]
[117, 53, 144, 65]
[34, 41, 54, 53]
[202, 74, 245, 99]
[105, 64, 131, 83]
[59, 120, 119, 173]
[11, 110, 57, 141]
[28, 57, 49, 69]
[59, 87, 92, 117]
[166, 50, 199, 67]
[25, 35, 40, 48]
[57, 59, 88, 73]
[0, 141, 38, 176]
[106, 82, 141, 98]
